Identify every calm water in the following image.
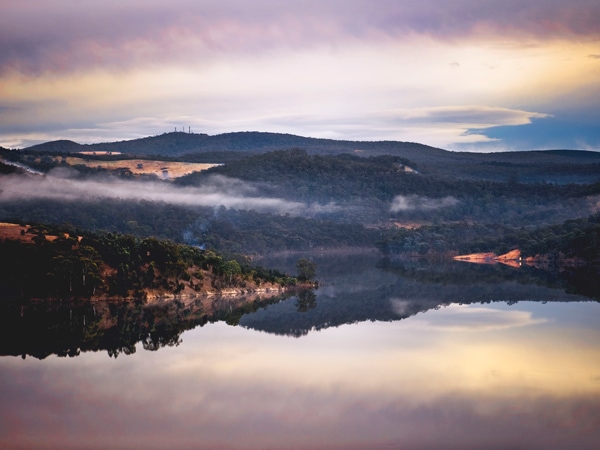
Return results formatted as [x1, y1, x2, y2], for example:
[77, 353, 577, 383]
[1, 253, 600, 449]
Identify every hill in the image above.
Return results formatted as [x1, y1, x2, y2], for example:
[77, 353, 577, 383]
[21, 131, 600, 183]
[1, 146, 599, 256]
[3, 131, 599, 259]
[25, 139, 85, 153]
[24, 131, 443, 159]
[0, 223, 303, 301]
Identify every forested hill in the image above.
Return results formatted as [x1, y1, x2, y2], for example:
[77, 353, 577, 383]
[0, 224, 301, 301]
[22, 131, 600, 183]
[23, 139, 84, 154]
[24, 131, 443, 159]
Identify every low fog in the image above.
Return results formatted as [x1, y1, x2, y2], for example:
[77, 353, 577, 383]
[0, 170, 339, 217]
[390, 194, 459, 212]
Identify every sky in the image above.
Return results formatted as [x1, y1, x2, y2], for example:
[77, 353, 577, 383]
[1, 0, 600, 151]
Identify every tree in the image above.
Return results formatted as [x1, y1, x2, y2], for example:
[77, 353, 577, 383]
[222, 260, 242, 285]
[296, 258, 316, 282]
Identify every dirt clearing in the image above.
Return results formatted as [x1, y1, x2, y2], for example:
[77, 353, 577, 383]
[64, 157, 219, 179]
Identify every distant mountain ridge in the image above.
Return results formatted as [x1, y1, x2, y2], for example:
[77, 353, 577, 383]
[23, 130, 598, 158]
[25, 131, 444, 159]
[22, 131, 600, 183]
[26, 139, 85, 153]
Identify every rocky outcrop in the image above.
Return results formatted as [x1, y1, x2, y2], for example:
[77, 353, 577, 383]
[454, 249, 522, 268]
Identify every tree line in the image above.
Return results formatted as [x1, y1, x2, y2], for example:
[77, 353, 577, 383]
[0, 225, 300, 300]
[378, 213, 600, 265]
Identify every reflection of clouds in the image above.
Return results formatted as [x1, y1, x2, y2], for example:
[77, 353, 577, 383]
[1, 303, 599, 449]
[408, 304, 548, 332]
[2, 352, 600, 449]
[1, 300, 600, 450]
[391, 298, 411, 315]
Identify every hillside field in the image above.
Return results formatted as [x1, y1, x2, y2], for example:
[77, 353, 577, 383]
[64, 157, 218, 179]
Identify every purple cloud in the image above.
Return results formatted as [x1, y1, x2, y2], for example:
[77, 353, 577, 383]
[2, 1, 600, 75]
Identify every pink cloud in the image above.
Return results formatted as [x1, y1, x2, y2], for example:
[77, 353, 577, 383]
[2, 1, 600, 75]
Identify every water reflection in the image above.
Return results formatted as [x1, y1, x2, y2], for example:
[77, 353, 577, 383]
[241, 255, 598, 337]
[0, 292, 295, 359]
[1, 255, 600, 449]
[1, 255, 599, 357]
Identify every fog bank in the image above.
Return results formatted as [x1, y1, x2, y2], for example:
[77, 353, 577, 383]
[390, 195, 459, 212]
[0, 171, 338, 216]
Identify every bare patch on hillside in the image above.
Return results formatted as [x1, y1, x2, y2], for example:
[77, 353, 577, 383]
[63, 157, 219, 179]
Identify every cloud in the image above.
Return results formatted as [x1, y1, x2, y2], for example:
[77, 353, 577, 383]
[366, 106, 552, 147]
[396, 106, 550, 127]
[2, 1, 600, 75]
[0, 101, 554, 149]
[1, 1, 599, 151]
[390, 195, 458, 213]
[0, 172, 338, 216]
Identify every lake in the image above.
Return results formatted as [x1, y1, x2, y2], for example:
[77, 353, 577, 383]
[1, 252, 599, 449]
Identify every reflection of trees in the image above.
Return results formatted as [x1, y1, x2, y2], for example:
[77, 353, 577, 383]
[240, 259, 600, 338]
[296, 290, 317, 312]
[380, 258, 600, 300]
[562, 265, 600, 300]
[0, 291, 295, 359]
[142, 333, 182, 352]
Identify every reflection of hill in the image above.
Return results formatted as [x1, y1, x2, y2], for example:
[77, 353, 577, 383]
[0, 292, 293, 359]
[2, 255, 598, 351]
[239, 257, 598, 337]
